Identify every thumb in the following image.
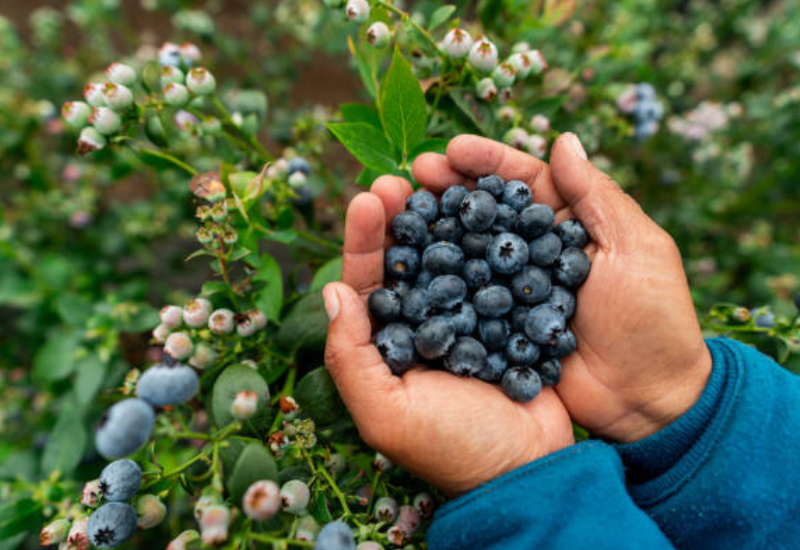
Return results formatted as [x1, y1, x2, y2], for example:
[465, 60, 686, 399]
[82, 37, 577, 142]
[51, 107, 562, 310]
[322, 282, 402, 438]
[550, 132, 650, 252]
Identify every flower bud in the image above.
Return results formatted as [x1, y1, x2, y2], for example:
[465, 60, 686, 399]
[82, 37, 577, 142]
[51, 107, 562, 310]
[164, 331, 193, 360]
[89, 107, 122, 135]
[208, 308, 235, 334]
[281, 480, 310, 514]
[102, 83, 133, 111]
[527, 134, 547, 158]
[164, 83, 190, 106]
[183, 299, 210, 328]
[160, 305, 183, 329]
[374, 496, 398, 523]
[40, 518, 71, 545]
[366, 22, 390, 48]
[210, 202, 227, 222]
[345, 0, 370, 23]
[159, 42, 181, 67]
[186, 67, 216, 96]
[288, 171, 307, 189]
[503, 127, 528, 149]
[528, 49, 548, 74]
[469, 38, 498, 73]
[492, 62, 516, 87]
[161, 65, 185, 86]
[189, 342, 216, 370]
[106, 62, 137, 86]
[476, 78, 497, 101]
[81, 479, 102, 507]
[152, 323, 171, 344]
[508, 51, 532, 78]
[180, 42, 202, 66]
[166, 530, 200, 550]
[62, 101, 92, 128]
[243, 480, 281, 521]
[83, 83, 106, 107]
[230, 390, 259, 419]
[199, 505, 230, 545]
[77, 127, 107, 154]
[136, 494, 167, 529]
[440, 28, 473, 59]
[530, 114, 550, 133]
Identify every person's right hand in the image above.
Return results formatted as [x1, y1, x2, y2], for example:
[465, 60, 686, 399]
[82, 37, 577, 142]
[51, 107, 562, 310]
[413, 133, 712, 442]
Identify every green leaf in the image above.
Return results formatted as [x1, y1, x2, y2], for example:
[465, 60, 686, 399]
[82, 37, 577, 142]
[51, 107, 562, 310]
[294, 367, 344, 425]
[348, 35, 378, 99]
[310, 257, 343, 291]
[448, 87, 495, 135]
[0, 499, 42, 541]
[309, 493, 333, 524]
[527, 95, 567, 119]
[228, 171, 257, 196]
[41, 403, 86, 477]
[260, 229, 297, 244]
[380, 50, 428, 157]
[74, 354, 106, 409]
[356, 167, 383, 187]
[253, 253, 283, 323]
[340, 103, 382, 128]
[327, 122, 397, 174]
[211, 364, 272, 432]
[428, 5, 457, 30]
[55, 293, 92, 327]
[201, 280, 229, 297]
[33, 331, 82, 382]
[275, 292, 329, 351]
[227, 443, 278, 503]
[410, 138, 449, 158]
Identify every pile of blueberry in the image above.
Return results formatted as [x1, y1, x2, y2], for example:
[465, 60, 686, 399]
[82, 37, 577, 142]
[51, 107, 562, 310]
[368, 175, 591, 402]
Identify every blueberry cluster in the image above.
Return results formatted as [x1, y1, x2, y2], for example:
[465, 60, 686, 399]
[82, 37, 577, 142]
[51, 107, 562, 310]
[632, 83, 664, 141]
[368, 176, 591, 403]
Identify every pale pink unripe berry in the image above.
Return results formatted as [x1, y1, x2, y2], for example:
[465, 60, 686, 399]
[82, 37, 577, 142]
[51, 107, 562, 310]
[281, 480, 310, 514]
[492, 62, 516, 87]
[89, 107, 122, 135]
[247, 309, 267, 330]
[508, 51, 532, 78]
[186, 67, 216, 95]
[242, 480, 281, 521]
[83, 83, 106, 107]
[105, 62, 137, 86]
[527, 134, 547, 158]
[62, 101, 92, 128]
[164, 83, 189, 106]
[183, 299, 210, 328]
[40, 518, 71, 545]
[530, 114, 550, 133]
[160, 305, 183, 328]
[476, 77, 497, 101]
[195, 297, 212, 311]
[503, 127, 528, 149]
[164, 331, 193, 360]
[616, 86, 637, 114]
[81, 479, 101, 507]
[166, 530, 199, 550]
[366, 22, 390, 48]
[77, 127, 106, 154]
[469, 38, 498, 73]
[161, 65, 185, 86]
[395, 505, 421, 537]
[180, 42, 202, 66]
[440, 28, 473, 59]
[208, 309, 235, 334]
[189, 343, 216, 370]
[199, 505, 230, 545]
[373, 452, 394, 472]
[230, 390, 259, 419]
[64, 517, 89, 550]
[528, 49, 548, 74]
[345, 0, 370, 23]
[152, 323, 171, 344]
[136, 494, 167, 529]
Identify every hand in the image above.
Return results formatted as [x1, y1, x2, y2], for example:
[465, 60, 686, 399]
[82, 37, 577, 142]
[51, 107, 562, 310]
[412, 133, 712, 442]
[322, 176, 574, 497]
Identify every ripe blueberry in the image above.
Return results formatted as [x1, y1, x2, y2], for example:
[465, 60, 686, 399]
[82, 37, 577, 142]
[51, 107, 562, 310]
[368, 289, 401, 323]
[444, 337, 487, 376]
[545, 329, 577, 358]
[288, 157, 311, 175]
[422, 241, 465, 275]
[385, 279, 411, 297]
[502, 180, 532, 212]
[502, 367, 542, 402]
[492, 203, 518, 233]
[515, 204, 555, 240]
[445, 302, 477, 335]
[510, 265, 551, 305]
[459, 190, 497, 232]
[391, 211, 429, 248]
[88, 502, 138, 548]
[505, 333, 540, 365]
[432, 217, 464, 243]
[428, 275, 467, 309]
[99, 460, 142, 501]
[537, 358, 562, 386]
[477, 352, 508, 382]
[462, 259, 492, 289]
[478, 317, 510, 350]
[528, 232, 563, 267]
[441, 185, 470, 217]
[405, 190, 438, 223]
[316, 521, 356, 550]
[375, 324, 417, 375]
[546, 286, 576, 318]
[415, 316, 457, 359]
[461, 232, 491, 258]
[524, 304, 566, 345]
[553, 247, 591, 288]
[556, 219, 589, 248]
[401, 288, 432, 325]
[95, 398, 155, 459]
[751, 309, 776, 328]
[486, 232, 529, 275]
[473, 285, 514, 317]
[509, 305, 531, 333]
[414, 269, 434, 290]
[476, 174, 505, 198]
[385, 246, 420, 281]
[136, 364, 199, 407]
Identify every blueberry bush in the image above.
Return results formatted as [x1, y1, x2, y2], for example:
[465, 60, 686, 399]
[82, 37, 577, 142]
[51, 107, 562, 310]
[0, 0, 799, 548]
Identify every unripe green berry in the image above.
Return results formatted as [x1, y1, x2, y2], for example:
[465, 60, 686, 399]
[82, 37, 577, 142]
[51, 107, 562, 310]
[83, 82, 106, 107]
[105, 62, 137, 86]
[366, 22, 390, 48]
[77, 127, 107, 154]
[186, 67, 216, 95]
[161, 65, 185, 86]
[476, 77, 497, 101]
[345, 0, 370, 23]
[89, 107, 122, 135]
[103, 83, 134, 111]
[440, 28, 473, 59]
[164, 83, 189, 106]
[492, 62, 516, 87]
[62, 101, 92, 128]
[469, 38, 498, 73]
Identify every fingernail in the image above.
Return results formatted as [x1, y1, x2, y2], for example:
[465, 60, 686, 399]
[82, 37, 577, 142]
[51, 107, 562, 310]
[565, 132, 588, 160]
[322, 285, 340, 322]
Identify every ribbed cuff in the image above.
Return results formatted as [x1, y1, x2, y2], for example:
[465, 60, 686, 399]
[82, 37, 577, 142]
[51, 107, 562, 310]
[614, 338, 744, 506]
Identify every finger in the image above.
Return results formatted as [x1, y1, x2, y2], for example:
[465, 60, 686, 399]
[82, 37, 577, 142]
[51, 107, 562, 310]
[341, 193, 386, 298]
[371, 175, 414, 224]
[412, 153, 472, 193]
[323, 282, 402, 435]
[549, 132, 652, 252]
[446, 135, 566, 210]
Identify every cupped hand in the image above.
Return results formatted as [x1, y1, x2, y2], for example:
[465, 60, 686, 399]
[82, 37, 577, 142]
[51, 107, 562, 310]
[410, 133, 712, 442]
[322, 177, 574, 497]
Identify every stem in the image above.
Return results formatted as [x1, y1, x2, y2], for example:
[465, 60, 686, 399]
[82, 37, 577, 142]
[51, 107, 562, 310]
[141, 451, 209, 490]
[377, 0, 439, 52]
[172, 431, 212, 440]
[318, 463, 352, 518]
[210, 95, 274, 162]
[116, 137, 198, 176]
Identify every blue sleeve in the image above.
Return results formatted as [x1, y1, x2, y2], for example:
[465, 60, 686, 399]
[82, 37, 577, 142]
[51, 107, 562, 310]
[427, 440, 676, 549]
[616, 337, 800, 549]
